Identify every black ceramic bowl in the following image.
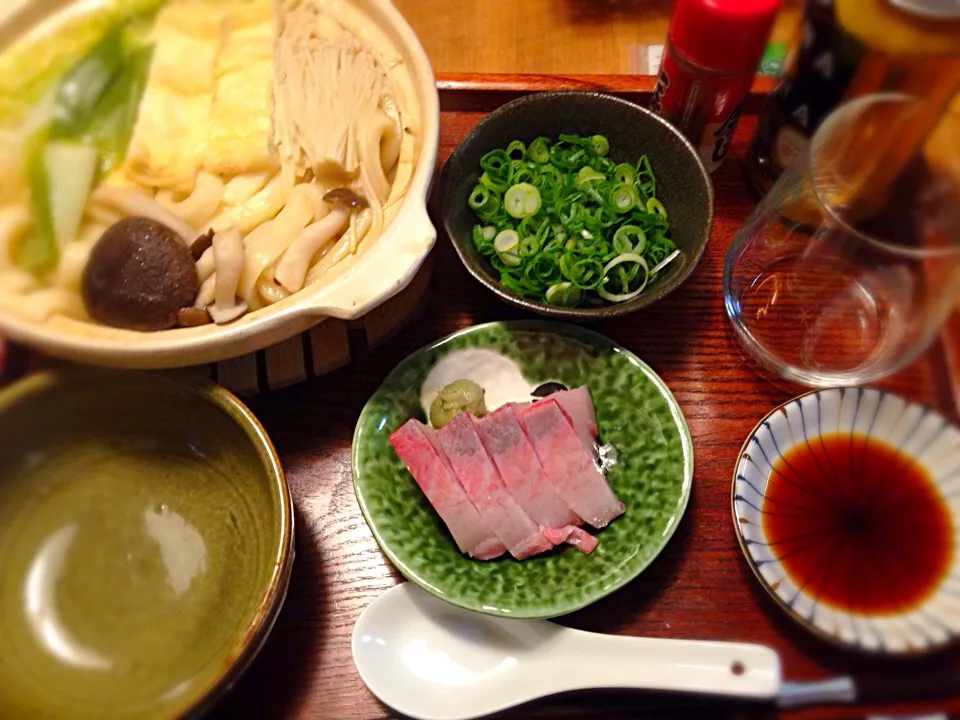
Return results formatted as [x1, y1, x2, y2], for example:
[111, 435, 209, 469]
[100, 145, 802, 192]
[439, 91, 714, 319]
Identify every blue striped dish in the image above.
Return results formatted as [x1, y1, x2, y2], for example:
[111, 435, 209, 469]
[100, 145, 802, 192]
[732, 387, 960, 655]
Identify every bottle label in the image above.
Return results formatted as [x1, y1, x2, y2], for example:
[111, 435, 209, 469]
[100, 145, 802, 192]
[696, 97, 744, 172]
[747, 0, 865, 190]
[652, 48, 753, 173]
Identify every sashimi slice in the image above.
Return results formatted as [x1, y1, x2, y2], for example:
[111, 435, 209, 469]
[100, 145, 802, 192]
[437, 413, 554, 560]
[519, 398, 625, 529]
[389, 420, 506, 560]
[542, 526, 598, 554]
[514, 386, 598, 455]
[552, 386, 599, 452]
[475, 405, 580, 528]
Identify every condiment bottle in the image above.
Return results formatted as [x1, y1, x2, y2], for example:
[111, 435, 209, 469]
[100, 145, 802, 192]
[744, 0, 960, 196]
[651, 0, 781, 173]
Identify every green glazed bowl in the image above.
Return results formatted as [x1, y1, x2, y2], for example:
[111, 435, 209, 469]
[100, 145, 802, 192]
[0, 370, 294, 719]
[353, 320, 693, 618]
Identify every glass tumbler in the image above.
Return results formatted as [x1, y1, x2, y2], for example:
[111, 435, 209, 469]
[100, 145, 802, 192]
[723, 93, 960, 387]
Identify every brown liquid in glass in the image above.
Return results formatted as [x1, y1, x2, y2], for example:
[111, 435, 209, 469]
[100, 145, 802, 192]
[762, 433, 953, 615]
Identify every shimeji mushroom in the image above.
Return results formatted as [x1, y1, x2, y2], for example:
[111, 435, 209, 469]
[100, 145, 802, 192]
[273, 188, 366, 294]
[199, 228, 247, 325]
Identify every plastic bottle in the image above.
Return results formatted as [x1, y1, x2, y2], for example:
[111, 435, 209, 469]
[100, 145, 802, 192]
[650, 0, 782, 173]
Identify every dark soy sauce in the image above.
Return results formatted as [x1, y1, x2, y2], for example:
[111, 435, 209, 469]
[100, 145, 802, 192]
[762, 433, 953, 615]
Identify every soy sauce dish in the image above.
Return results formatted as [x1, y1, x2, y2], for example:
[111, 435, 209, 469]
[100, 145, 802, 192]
[0, 370, 293, 718]
[733, 387, 960, 655]
[439, 91, 713, 320]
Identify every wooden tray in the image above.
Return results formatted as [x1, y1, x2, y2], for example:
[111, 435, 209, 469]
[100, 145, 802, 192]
[2, 75, 959, 720]
[203, 76, 960, 720]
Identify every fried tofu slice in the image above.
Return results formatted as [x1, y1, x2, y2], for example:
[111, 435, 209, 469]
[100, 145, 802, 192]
[204, 62, 276, 176]
[122, 1, 228, 191]
[203, 0, 277, 176]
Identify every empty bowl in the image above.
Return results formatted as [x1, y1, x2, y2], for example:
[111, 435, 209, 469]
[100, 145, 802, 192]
[0, 370, 293, 718]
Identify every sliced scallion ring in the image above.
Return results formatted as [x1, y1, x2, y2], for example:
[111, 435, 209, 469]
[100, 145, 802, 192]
[494, 229, 519, 254]
[545, 282, 581, 307]
[526, 137, 551, 164]
[614, 162, 636, 184]
[610, 183, 639, 213]
[612, 224, 646, 254]
[498, 250, 521, 267]
[576, 166, 605, 185]
[479, 171, 507, 192]
[468, 185, 492, 212]
[646, 197, 667, 218]
[650, 248, 681, 275]
[504, 182, 542, 219]
[590, 134, 609, 156]
[506, 140, 526, 160]
[480, 149, 511, 179]
[598, 253, 649, 302]
[519, 235, 541, 257]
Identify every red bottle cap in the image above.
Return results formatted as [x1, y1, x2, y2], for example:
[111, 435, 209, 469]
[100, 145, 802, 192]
[668, 0, 782, 74]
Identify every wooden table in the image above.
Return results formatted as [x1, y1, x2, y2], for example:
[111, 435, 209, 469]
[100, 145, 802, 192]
[196, 79, 960, 720]
[392, 0, 803, 75]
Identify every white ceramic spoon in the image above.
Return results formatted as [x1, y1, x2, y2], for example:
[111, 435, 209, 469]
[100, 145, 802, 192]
[351, 583, 781, 720]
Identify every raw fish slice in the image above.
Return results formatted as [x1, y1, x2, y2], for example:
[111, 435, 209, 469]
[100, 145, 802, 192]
[437, 413, 554, 560]
[514, 386, 598, 456]
[475, 405, 580, 528]
[542, 526, 598, 554]
[519, 398, 625, 529]
[552, 387, 599, 453]
[389, 420, 505, 560]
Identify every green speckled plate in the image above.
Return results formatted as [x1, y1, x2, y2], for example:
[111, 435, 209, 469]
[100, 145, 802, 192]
[353, 321, 693, 618]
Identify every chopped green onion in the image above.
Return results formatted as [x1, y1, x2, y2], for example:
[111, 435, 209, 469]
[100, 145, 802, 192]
[568, 257, 605, 290]
[526, 137, 551, 164]
[494, 229, 521, 266]
[480, 149, 511, 180]
[614, 163, 636, 184]
[646, 197, 667, 218]
[519, 235, 540, 257]
[612, 225, 646, 254]
[506, 140, 526, 160]
[494, 229, 519, 253]
[598, 253, 650, 302]
[510, 164, 536, 186]
[610, 183, 639, 213]
[465, 133, 672, 307]
[468, 185, 494, 213]
[546, 282, 581, 306]
[504, 182, 542, 219]
[650, 248, 681, 275]
[589, 206, 616, 229]
[590, 135, 609, 156]
[575, 166, 605, 185]
[479, 171, 508, 192]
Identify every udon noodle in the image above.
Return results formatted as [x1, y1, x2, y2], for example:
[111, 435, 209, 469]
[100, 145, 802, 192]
[0, 0, 420, 330]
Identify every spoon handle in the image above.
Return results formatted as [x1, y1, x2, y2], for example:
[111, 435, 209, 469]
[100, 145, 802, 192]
[549, 630, 782, 700]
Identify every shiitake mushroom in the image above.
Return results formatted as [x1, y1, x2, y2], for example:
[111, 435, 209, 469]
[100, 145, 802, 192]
[81, 217, 198, 332]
